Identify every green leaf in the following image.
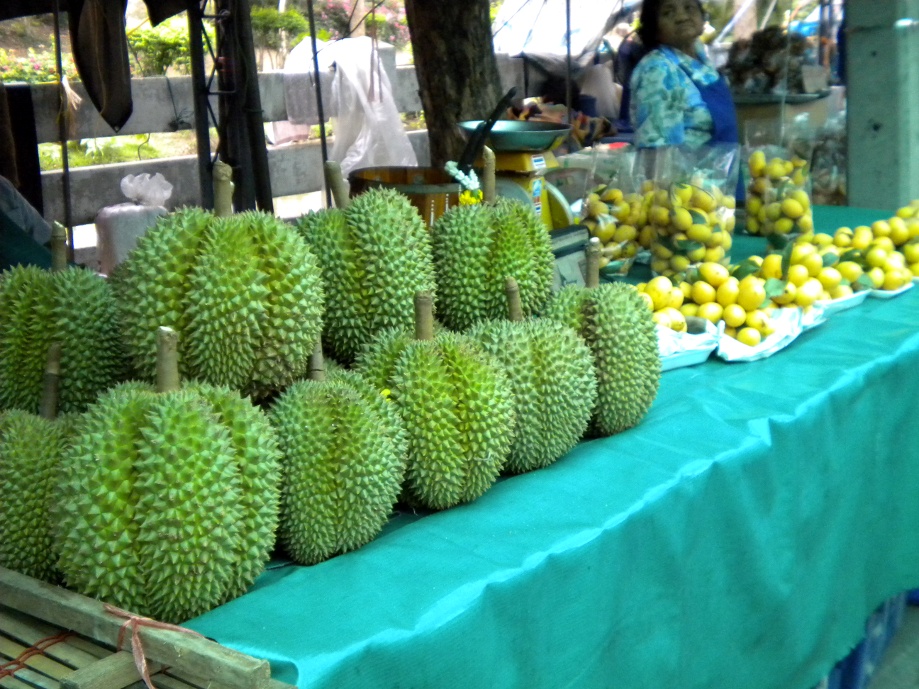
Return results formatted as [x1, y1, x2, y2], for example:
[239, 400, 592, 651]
[689, 210, 708, 225]
[675, 239, 704, 252]
[764, 278, 788, 299]
[780, 242, 795, 279]
[684, 266, 701, 284]
[769, 233, 792, 252]
[854, 274, 875, 291]
[822, 252, 839, 267]
[730, 259, 760, 281]
[840, 249, 864, 264]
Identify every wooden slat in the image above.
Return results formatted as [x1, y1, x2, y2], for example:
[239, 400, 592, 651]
[0, 609, 99, 670]
[60, 651, 160, 689]
[0, 637, 73, 681]
[0, 666, 58, 689]
[0, 567, 271, 689]
[0, 675, 34, 689]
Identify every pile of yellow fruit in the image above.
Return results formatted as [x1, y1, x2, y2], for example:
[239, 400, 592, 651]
[581, 184, 644, 274]
[635, 263, 774, 347]
[745, 150, 814, 238]
[646, 180, 737, 279]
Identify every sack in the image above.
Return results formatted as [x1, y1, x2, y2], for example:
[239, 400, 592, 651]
[578, 43, 622, 122]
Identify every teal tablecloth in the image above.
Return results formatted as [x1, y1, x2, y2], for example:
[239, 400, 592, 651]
[186, 206, 919, 689]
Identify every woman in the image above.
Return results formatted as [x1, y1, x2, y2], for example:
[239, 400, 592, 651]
[629, 0, 739, 149]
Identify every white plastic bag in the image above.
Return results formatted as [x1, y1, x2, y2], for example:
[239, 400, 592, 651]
[323, 37, 417, 177]
[95, 173, 172, 275]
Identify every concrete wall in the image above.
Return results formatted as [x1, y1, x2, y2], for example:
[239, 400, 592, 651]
[33, 50, 534, 226]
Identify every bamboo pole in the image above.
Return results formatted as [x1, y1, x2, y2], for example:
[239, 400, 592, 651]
[505, 277, 523, 322]
[213, 159, 235, 217]
[482, 146, 496, 205]
[323, 161, 351, 209]
[50, 222, 68, 272]
[414, 292, 434, 341]
[38, 343, 62, 421]
[308, 340, 325, 382]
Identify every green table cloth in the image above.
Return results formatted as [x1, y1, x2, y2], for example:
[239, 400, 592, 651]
[186, 206, 919, 689]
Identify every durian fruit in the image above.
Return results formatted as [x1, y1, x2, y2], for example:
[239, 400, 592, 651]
[0, 344, 73, 582]
[468, 278, 596, 473]
[270, 343, 406, 565]
[113, 208, 324, 398]
[54, 327, 281, 623]
[431, 198, 554, 331]
[543, 240, 660, 436]
[356, 292, 515, 510]
[294, 187, 436, 364]
[0, 224, 126, 413]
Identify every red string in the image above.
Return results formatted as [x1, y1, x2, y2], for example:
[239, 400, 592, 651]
[103, 603, 205, 689]
[0, 631, 74, 679]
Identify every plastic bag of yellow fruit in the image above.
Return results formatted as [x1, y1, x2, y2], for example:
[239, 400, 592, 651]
[581, 144, 658, 277]
[645, 143, 741, 279]
[743, 117, 816, 241]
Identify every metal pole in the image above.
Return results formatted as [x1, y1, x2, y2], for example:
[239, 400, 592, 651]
[51, 0, 74, 263]
[188, 2, 215, 210]
[305, 0, 333, 208]
[565, 0, 572, 128]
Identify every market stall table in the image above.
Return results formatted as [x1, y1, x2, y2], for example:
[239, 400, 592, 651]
[186, 206, 919, 689]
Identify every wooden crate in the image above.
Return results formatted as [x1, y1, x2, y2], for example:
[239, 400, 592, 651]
[0, 567, 294, 689]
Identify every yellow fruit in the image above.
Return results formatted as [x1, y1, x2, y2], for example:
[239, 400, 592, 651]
[781, 198, 805, 220]
[688, 223, 712, 243]
[638, 292, 654, 311]
[641, 180, 656, 194]
[737, 276, 767, 311]
[716, 276, 740, 306]
[691, 188, 716, 213]
[774, 218, 795, 235]
[871, 220, 892, 237]
[649, 206, 670, 227]
[592, 220, 617, 244]
[724, 326, 737, 339]
[673, 183, 694, 205]
[789, 242, 816, 264]
[653, 242, 674, 260]
[667, 286, 685, 310]
[671, 207, 693, 231]
[797, 214, 814, 233]
[662, 307, 687, 332]
[817, 266, 842, 291]
[704, 246, 726, 263]
[835, 262, 862, 285]
[896, 205, 917, 219]
[786, 264, 810, 287]
[910, 262, 919, 277]
[680, 303, 699, 318]
[791, 169, 807, 187]
[639, 225, 657, 248]
[600, 187, 624, 204]
[652, 310, 672, 329]
[650, 258, 670, 275]
[679, 281, 692, 299]
[722, 303, 747, 328]
[833, 229, 853, 248]
[669, 255, 691, 273]
[645, 275, 675, 311]
[867, 267, 885, 289]
[830, 284, 854, 300]
[723, 195, 736, 210]
[752, 177, 772, 196]
[888, 217, 909, 246]
[736, 327, 762, 347]
[746, 196, 763, 217]
[771, 281, 797, 306]
[882, 269, 908, 291]
[613, 224, 638, 244]
[903, 242, 919, 264]
[851, 226, 874, 250]
[794, 277, 823, 307]
[746, 217, 761, 235]
[865, 246, 889, 268]
[687, 245, 707, 262]
[908, 219, 919, 239]
[765, 202, 783, 222]
[759, 253, 784, 280]
[699, 261, 730, 288]
[813, 232, 833, 247]
[691, 280, 717, 305]
[748, 150, 767, 177]
[801, 252, 824, 278]
[819, 245, 840, 265]
[766, 159, 787, 180]
[696, 301, 724, 323]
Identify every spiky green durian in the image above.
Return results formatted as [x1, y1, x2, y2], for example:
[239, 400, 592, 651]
[0, 410, 74, 581]
[356, 327, 515, 510]
[0, 265, 126, 413]
[54, 382, 281, 623]
[431, 199, 554, 331]
[543, 283, 660, 436]
[468, 318, 596, 472]
[295, 188, 436, 364]
[112, 208, 324, 397]
[270, 369, 406, 565]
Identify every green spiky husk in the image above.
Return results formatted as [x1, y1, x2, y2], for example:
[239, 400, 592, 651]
[270, 370, 406, 565]
[54, 382, 281, 623]
[0, 410, 74, 582]
[356, 329, 515, 510]
[543, 283, 660, 436]
[0, 265, 127, 414]
[431, 199, 554, 331]
[468, 318, 597, 472]
[295, 188, 436, 364]
[113, 208, 324, 397]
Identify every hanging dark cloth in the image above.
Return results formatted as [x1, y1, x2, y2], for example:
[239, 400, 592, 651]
[67, 0, 134, 131]
[0, 83, 18, 187]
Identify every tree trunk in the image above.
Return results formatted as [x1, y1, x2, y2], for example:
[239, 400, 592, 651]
[350, 0, 366, 37]
[734, 0, 757, 40]
[403, 0, 503, 168]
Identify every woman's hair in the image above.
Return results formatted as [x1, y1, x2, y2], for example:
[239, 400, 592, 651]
[637, 0, 704, 51]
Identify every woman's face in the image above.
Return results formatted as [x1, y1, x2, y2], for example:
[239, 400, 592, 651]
[657, 0, 704, 51]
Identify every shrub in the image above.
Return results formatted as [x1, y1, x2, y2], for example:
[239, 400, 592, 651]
[0, 47, 76, 84]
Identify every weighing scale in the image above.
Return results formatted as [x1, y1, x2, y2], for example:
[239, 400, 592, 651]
[458, 120, 576, 230]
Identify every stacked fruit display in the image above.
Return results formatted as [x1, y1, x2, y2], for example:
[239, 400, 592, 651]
[646, 181, 737, 279]
[745, 150, 814, 239]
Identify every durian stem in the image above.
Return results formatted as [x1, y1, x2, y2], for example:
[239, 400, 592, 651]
[309, 340, 325, 381]
[414, 292, 434, 341]
[39, 343, 62, 420]
[156, 327, 181, 393]
[482, 146, 496, 205]
[585, 237, 601, 289]
[324, 161, 351, 210]
[213, 159, 235, 217]
[505, 276, 524, 322]
[50, 222, 68, 272]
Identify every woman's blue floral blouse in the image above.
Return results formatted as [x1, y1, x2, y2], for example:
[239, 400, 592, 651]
[629, 42, 722, 148]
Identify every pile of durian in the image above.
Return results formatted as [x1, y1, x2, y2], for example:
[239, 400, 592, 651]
[0, 185, 660, 624]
